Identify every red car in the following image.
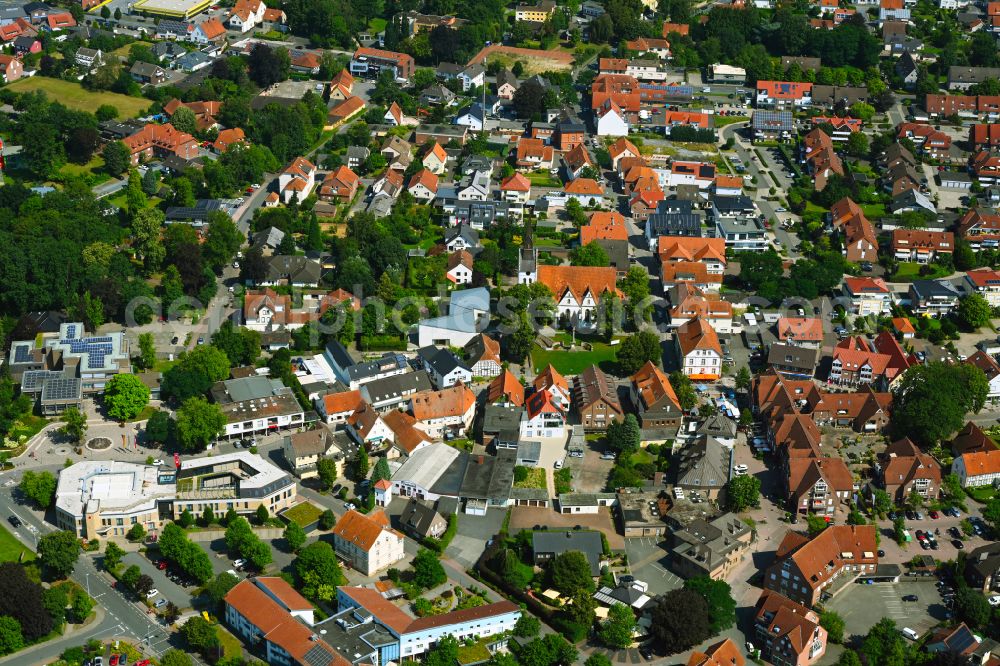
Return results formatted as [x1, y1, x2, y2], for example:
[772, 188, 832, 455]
[156, 560, 168, 570]
[928, 510, 939, 519]
[245, 187, 255, 194]
[136, 661, 151, 666]
[110, 656, 119, 666]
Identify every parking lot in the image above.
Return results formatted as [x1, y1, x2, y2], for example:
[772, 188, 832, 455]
[564, 436, 615, 493]
[825, 579, 947, 643]
[623, 536, 684, 596]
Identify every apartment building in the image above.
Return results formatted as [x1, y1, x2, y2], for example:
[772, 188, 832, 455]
[331, 509, 405, 576]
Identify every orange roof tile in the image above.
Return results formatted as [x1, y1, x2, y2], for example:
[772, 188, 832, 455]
[332, 509, 396, 551]
[487, 369, 525, 406]
[536, 265, 620, 304]
[676, 316, 721, 356]
[410, 384, 475, 421]
[322, 390, 364, 415]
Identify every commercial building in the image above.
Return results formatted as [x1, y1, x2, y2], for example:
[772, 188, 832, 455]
[55, 461, 175, 539]
[174, 451, 297, 520]
[8, 323, 130, 395]
[210, 375, 306, 439]
[671, 514, 753, 580]
[753, 590, 828, 666]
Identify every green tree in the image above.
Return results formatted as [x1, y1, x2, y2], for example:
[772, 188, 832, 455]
[317, 457, 338, 490]
[549, 550, 594, 594]
[104, 541, 125, 571]
[820, 610, 846, 643]
[145, 410, 173, 445]
[355, 446, 369, 481]
[294, 542, 346, 601]
[837, 650, 862, 666]
[727, 475, 761, 511]
[616, 331, 662, 375]
[103, 374, 151, 421]
[59, 407, 88, 444]
[0, 616, 23, 655]
[606, 414, 641, 455]
[514, 614, 541, 638]
[372, 457, 391, 484]
[318, 509, 336, 531]
[872, 489, 892, 515]
[284, 521, 306, 552]
[806, 514, 828, 537]
[205, 572, 240, 606]
[599, 602, 636, 648]
[161, 649, 192, 666]
[892, 362, 989, 445]
[958, 293, 993, 330]
[19, 470, 57, 509]
[242, 536, 273, 569]
[683, 576, 736, 633]
[412, 548, 446, 589]
[126, 523, 146, 541]
[135, 333, 157, 371]
[178, 509, 195, 529]
[175, 397, 226, 452]
[201, 506, 216, 527]
[255, 504, 269, 525]
[846, 131, 869, 158]
[734, 366, 751, 393]
[42, 585, 68, 629]
[210, 320, 261, 367]
[170, 106, 197, 135]
[942, 473, 965, 505]
[669, 371, 697, 411]
[101, 141, 130, 177]
[648, 588, 711, 654]
[225, 516, 252, 551]
[121, 564, 140, 589]
[570, 241, 609, 267]
[69, 592, 94, 624]
[161, 345, 231, 402]
[181, 615, 220, 658]
[37, 530, 82, 578]
[203, 213, 244, 274]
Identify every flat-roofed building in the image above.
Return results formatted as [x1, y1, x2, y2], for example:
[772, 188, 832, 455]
[175, 451, 297, 520]
[56, 461, 176, 539]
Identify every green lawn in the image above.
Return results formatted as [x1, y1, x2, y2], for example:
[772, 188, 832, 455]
[215, 625, 242, 660]
[713, 115, 749, 128]
[59, 156, 109, 182]
[531, 341, 618, 375]
[9, 415, 48, 443]
[6, 78, 150, 118]
[514, 467, 547, 490]
[283, 501, 324, 527]
[367, 17, 387, 33]
[860, 204, 887, 219]
[525, 170, 561, 187]
[0, 523, 33, 563]
[892, 262, 950, 282]
[127, 405, 158, 423]
[967, 486, 996, 503]
[804, 201, 829, 214]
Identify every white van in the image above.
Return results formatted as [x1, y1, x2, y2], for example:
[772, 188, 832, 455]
[900, 628, 919, 641]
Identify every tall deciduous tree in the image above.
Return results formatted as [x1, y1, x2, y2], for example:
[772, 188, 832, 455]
[19, 471, 57, 509]
[727, 475, 761, 512]
[37, 530, 82, 578]
[59, 407, 87, 444]
[648, 588, 711, 654]
[175, 397, 226, 452]
[103, 374, 151, 421]
[548, 550, 594, 594]
[891, 362, 988, 445]
[616, 331, 662, 375]
[683, 576, 736, 633]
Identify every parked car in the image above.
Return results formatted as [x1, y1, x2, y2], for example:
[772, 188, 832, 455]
[233, 559, 246, 569]
[344, 502, 356, 511]
[902, 595, 918, 602]
[7, 515, 21, 528]
[156, 560, 168, 570]
[928, 511, 939, 519]
[952, 539, 965, 549]
[145, 589, 159, 599]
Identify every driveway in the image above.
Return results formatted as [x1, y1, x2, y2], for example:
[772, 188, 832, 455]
[447, 510, 507, 568]
[121, 552, 193, 611]
[623, 536, 684, 596]
[565, 439, 614, 493]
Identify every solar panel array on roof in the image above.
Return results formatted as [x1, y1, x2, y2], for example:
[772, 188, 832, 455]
[41, 377, 82, 402]
[12, 343, 33, 363]
[64, 324, 77, 339]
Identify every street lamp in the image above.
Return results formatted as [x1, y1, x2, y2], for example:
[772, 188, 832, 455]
[85, 572, 90, 597]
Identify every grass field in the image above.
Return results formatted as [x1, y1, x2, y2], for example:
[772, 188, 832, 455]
[514, 467, 547, 490]
[531, 341, 617, 375]
[892, 261, 950, 282]
[283, 501, 323, 527]
[0, 523, 33, 563]
[861, 204, 887, 219]
[111, 41, 152, 60]
[59, 156, 109, 183]
[215, 625, 242, 660]
[526, 170, 561, 187]
[367, 18, 387, 33]
[714, 115, 749, 128]
[6, 78, 150, 118]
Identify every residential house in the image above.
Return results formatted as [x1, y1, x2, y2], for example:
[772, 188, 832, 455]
[531, 263, 620, 324]
[668, 283, 734, 333]
[756, 81, 814, 109]
[787, 457, 855, 518]
[968, 350, 1000, 403]
[410, 384, 476, 439]
[520, 389, 566, 439]
[0, 54, 23, 82]
[768, 343, 820, 379]
[496, 69, 518, 99]
[776, 318, 824, 348]
[486, 370, 525, 408]
[532, 529, 603, 575]
[675, 435, 732, 500]
[464, 333, 502, 378]
[752, 110, 795, 142]
[277, 157, 316, 204]
[500, 172, 531, 204]
[122, 123, 199, 166]
[971, 124, 1000, 151]
[421, 142, 448, 175]
[753, 591, 828, 666]
[418, 346, 473, 389]
[763, 526, 878, 607]
[228, 0, 265, 32]
[444, 225, 480, 254]
[953, 449, 1000, 488]
[898, 123, 952, 158]
[573, 365, 623, 430]
[880, 437, 941, 503]
[327, 95, 366, 126]
[672, 515, 753, 581]
[350, 47, 415, 82]
[129, 61, 167, 85]
[281, 427, 344, 480]
[909, 278, 960, 315]
[331, 509, 405, 576]
[688, 640, 747, 666]
[675, 317, 722, 381]
[445, 250, 474, 285]
[407, 169, 439, 202]
[318, 166, 360, 202]
[399, 499, 448, 540]
[74, 46, 101, 69]
[631, 361, 683, 440]
[843, 277, 893, 316]
[317, 390, 365, 425]
[534, 365, 571, 412]
[213, 128, 246, 154]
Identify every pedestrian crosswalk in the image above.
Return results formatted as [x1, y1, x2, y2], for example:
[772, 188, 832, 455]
[880, 587, 909, 620]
